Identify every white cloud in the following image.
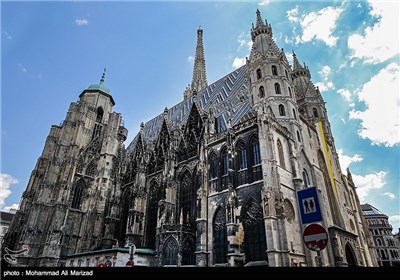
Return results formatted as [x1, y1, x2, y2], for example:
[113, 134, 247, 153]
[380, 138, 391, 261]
[337, 88, 352, 102]
[348, 1, 399, 64]
[237, 33, 252, 51]
[337, 149, 363, 174]
[2, 203, 19, 213]
[349, 62, 400, 147]
[286, 6, 299, 23]
[352, 171, 387, 202]
[232, 57, 246, 69]
[17, 63, 27, 73]
[187, 56, 194, 64]
[3, 31, 12, 40]
[0, 173, 19, 208]
[258, 0, 271, 6]
[319, 65, 331, 81]
[383, 192, 396, 200]
[315, 81, 334, 92]
[299, 6, 344, 47]
[75, 18, 88, 26]
[389, 216, 400, 233]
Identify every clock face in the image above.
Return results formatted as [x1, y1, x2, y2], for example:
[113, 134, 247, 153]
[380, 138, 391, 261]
[284, 199, 295, 224]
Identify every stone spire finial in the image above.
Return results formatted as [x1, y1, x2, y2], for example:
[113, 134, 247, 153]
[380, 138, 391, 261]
[100, 68, 106, 84]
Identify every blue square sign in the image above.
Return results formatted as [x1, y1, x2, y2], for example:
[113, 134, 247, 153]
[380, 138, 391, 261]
[297, 186, 323, 225]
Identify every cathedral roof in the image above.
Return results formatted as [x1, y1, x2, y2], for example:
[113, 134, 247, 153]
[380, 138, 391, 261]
[127, 64, 254, 151]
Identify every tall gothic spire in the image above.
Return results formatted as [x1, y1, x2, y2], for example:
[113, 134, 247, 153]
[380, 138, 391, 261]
[292, 51, 303, 70]
[189, 26, 208, 98]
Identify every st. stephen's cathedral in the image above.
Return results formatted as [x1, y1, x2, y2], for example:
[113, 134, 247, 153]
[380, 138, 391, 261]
[3, 10, 377, 267]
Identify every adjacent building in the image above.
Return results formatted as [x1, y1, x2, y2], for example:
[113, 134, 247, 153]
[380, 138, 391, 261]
[361, 203, 400, 266]
[1, 211, 16, 243]
[2, 10, 377, 267]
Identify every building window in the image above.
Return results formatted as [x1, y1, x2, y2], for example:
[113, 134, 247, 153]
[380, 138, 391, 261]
[182, 237, 195, 265]
[163, 238, 178, 266]
[272, 65, 278, 76]
[293, 109, 297, 120]
[210, 152, 219, 179]
[180, 171, 194, 225]
[274, 83, 281, 94]
[219, 148, 229, 192]
[297, 131, 301, 142]
[213, 206, 227, 264]
[285, 70, 288, 79]
[303, 170, 310, 187]
[277, 139, 286, 169]
[243, 199, 266, 263]
[96, 107, 104, 123]
[86, 160, 96, 177]
[146, 181, 165, 249]
[256, 69, 262, 80]
[259, 86, 265, 98]
[278, 104, 286, 116]
[313, 107, 318, 117]
[252, 138, 261, 166]
[71, 179, 85, 209]
[376, 238, 382, 246]
[237, 142, 248, 170]
[288, 87, 292, 98]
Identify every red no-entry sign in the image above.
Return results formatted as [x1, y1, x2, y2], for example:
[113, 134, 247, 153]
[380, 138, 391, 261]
[303, 223, 328, 251]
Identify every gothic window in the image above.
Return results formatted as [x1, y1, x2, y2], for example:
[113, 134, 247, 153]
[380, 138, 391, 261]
[251, 136, 262, 182]
[209, 152, 218, 192]
[293, 109, 297, 120]
[236, 141, 248, 186]
[71, 179, 85, 209]
[213, 206, 227, 264]
[243, 199, 266, 262]
[274, 83, 281, 94]
[256, 69, 262, 80]
[376, 238, 382, 246]
[313, 107, 319, 117]
[278, 104, 286, 116]
[146, 181, 164, 249]
[272, 65, 278, 76]
[180, 171, 195, 225]
[163, 237, 178, 266]
[118, 190, 131, 247]
[220, 147, 229, 192]
[86, 161, 96, 177]
[236, 142, 248, 170]
[297, 131, 301, 142]
[92, 123, 102, 139]
[96, 107, 104, 123]
[285, 70, 288, 79]
[288, 87, 292, 98]
[182, 237, 195, 265]
[252, 137, 261, 166]
[277, 139, 286, 169]
[259, 86, 265, 98]
[303, 170, 310, 187]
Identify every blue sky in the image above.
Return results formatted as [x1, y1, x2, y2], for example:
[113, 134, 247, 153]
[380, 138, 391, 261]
[1, 0, 399, 232]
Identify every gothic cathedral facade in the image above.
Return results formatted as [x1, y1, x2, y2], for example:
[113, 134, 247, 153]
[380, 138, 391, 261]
[3, 10, 377, 267]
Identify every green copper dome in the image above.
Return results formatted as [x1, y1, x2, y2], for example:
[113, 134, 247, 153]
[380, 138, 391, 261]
[86, 68, 111, 94]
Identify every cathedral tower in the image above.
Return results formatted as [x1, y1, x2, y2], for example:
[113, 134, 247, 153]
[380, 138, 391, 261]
[3, 70, 127, 266]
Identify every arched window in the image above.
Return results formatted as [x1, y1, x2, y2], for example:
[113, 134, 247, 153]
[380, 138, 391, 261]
[313, 107, 319, 117]
[303, 170, 310, 187]
[71, 179, 85, 209]
[163, 238, 178, 266]
[251, 136, 262, 182]
[278, 104, 286, 116]
[180, 171, 194, 226]
[76, 157, 84, 174]
[376, 238, 383, 246]
[146, 181, 165, 249]
[209, 152, 218, 192]
[220, 147, 229, 192]
[243, 199, 266, 262]
[213, 206, 227, 264]
[256, 69, 262, 80]
[274, 83, 281, 94]
[272, 65, 278, 76]
[277, 139, 286, 169]
[236, 141, 248, 186]
[285, 70, 288, 79]
[288, 87, 292, 97]
[236, 142, 248, 170]
[259, 86, 265, 98]
[96, 107, 104, 123]
[293, 109, 297, 120]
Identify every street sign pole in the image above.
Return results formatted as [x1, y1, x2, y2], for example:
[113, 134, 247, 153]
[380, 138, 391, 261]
[316, 249, 323, 267]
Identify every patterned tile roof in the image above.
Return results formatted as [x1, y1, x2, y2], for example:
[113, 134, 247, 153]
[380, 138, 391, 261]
[127, 64, 255, 152]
